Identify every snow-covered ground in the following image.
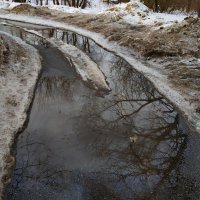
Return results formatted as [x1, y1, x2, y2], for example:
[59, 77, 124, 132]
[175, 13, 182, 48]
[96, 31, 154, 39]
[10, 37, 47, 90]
[0, 32, 41, 199]
[0, 0, 188, 27]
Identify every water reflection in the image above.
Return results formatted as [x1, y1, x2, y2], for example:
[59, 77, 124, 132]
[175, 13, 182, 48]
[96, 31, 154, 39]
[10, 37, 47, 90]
[5, 49, 188, 199]
[73, 59, 187, 199]
[0, 21, 197, 199]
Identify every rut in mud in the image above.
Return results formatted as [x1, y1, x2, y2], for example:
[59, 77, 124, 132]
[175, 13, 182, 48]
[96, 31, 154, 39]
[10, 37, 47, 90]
[0, 21, 199, 200]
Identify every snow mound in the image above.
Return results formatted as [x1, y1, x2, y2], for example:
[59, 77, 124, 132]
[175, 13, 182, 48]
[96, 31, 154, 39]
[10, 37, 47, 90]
[105, 0, 187, 27]
[105, 0, 148, 14]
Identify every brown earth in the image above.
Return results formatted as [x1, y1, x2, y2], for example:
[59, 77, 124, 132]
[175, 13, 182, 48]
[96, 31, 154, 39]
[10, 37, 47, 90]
[8, 4, 200, 113]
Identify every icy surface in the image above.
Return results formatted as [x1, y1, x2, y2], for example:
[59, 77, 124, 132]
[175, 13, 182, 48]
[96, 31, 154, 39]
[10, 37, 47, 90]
[0, 31, 41, 199]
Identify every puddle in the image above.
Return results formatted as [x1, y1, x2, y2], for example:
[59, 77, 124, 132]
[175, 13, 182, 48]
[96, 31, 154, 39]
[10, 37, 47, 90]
[0, 20, 200, 200]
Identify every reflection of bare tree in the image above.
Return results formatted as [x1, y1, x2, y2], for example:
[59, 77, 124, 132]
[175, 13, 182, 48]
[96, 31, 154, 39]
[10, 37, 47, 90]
[73, 58, 188, 198]
[2, 23, 193, 199]
[5, 129, 123, 200]
[77, 102, 186, 199]
[36, 76, 75, 105]
[5, 131, 49, 199]
[44, 29, 91, 53]
[150, 170, 200, 200]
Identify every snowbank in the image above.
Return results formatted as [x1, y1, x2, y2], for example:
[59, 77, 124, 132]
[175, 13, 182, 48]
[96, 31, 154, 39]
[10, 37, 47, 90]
[0, 31, 41, 199]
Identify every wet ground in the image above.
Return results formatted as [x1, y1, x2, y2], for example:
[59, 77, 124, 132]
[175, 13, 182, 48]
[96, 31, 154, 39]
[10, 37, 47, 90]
[0, 20, 200, 200]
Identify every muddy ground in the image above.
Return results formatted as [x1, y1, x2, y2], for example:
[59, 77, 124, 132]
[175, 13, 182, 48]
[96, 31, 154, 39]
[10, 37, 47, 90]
[0, 32, 41, 199]
[8, 4, 200, 115]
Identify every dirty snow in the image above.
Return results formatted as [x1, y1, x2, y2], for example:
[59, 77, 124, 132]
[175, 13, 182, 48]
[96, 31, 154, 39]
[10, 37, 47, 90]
[104, 1, 187, 27]
[0, 31, 41, 199]
[123, 12, 186, 27]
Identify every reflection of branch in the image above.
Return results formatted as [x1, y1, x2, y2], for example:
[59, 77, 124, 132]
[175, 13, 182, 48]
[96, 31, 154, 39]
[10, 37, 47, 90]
[18, 142, 45, 149]
[112, 97, 163, 122]
[116, 97, 163, 103]
[78, 85, 187, 197]
[141, 133, 187, 200]
[36, 76, 75, 108]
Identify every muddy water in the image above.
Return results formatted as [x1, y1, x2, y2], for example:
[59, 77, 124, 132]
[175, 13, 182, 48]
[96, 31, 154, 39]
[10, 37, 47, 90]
[0, 21, 200, 200]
